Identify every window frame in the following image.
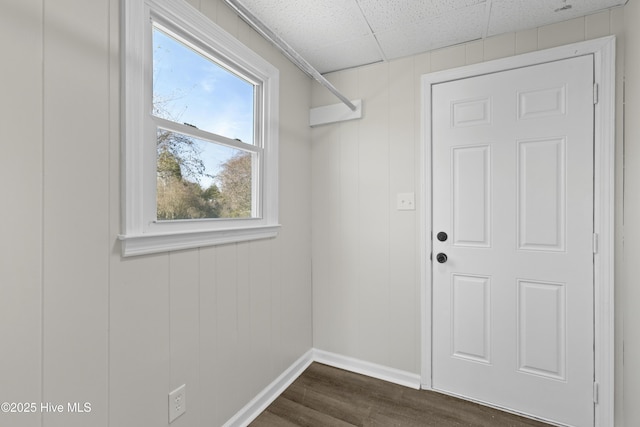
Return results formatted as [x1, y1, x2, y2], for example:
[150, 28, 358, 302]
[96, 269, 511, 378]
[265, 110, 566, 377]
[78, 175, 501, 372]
[120, 0, 279, 257]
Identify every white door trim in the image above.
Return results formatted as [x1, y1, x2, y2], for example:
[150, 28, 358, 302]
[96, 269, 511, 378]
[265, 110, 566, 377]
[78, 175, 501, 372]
[420, 36, 616, 427]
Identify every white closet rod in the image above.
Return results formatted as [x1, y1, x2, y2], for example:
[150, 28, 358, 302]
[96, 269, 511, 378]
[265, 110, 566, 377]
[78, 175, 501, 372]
[223, 0, 357, 111]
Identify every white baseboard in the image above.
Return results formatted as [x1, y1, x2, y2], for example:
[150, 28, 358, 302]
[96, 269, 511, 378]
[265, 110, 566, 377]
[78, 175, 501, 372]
[312, 349, 422, 390]
[223, 349, 314, 427]
[224, 348, 422, 426]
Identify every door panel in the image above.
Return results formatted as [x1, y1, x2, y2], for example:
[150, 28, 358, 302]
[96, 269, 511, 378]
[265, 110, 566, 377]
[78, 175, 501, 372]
[451, 274, 491, 364]
[517, 279, 567, 381]
[517, 137, 566, 251]
[452, 145, 491, 247]
[517, 85, 566, 120]
[432, 55, 594, 427]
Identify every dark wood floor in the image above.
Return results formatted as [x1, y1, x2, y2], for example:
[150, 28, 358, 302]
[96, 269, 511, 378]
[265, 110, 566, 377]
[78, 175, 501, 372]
[250, 362, 553, 427]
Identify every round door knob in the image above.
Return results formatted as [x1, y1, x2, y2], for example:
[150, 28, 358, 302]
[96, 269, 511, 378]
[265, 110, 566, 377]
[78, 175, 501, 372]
[437, 232, 448, 242]
[436, 253, 448, 263]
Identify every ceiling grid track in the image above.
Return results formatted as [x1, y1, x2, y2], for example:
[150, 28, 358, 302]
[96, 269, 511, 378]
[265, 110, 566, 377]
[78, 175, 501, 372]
[353, 0, 388, 63]
[482, 0, 494, 39]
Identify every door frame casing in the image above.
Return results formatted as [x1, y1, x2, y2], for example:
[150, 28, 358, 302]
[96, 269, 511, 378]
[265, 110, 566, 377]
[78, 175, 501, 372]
[420, 36, 616, 426]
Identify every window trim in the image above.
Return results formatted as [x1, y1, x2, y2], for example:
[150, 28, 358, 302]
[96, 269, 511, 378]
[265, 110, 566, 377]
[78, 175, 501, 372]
[120, 0, 279, 256]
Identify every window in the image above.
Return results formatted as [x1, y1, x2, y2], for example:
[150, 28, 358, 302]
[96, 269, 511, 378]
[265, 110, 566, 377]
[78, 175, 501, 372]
[121, 0, 279, 256]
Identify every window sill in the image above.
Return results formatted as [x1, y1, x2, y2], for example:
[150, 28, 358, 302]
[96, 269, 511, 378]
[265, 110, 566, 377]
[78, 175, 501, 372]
[118, 224, 280, 257]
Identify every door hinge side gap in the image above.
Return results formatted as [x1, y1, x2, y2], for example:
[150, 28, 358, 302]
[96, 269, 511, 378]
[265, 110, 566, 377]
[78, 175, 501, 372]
[594, 83, 599, 104]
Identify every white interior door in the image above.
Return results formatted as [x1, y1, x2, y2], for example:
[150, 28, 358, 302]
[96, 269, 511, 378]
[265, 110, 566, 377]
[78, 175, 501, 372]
[432, 55, 595, 427]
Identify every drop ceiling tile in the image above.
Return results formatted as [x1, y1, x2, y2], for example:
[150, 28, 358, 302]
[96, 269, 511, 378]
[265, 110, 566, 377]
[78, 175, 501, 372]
[375, 3, 486, 61]
[234, 0, 626, 74]
[357, 0, 485, 33]
[239, 0, 372, 50]
[301, 34, 384, 73]
[487, 0, 626, 36]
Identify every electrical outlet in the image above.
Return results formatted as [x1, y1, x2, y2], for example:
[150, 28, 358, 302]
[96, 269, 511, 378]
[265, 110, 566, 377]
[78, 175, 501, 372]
[169, 384, 186, 423]
[397, 192, 415, 211]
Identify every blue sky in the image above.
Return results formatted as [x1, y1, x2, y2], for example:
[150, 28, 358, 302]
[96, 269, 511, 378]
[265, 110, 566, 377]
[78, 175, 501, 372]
[153, 27, 255, 188]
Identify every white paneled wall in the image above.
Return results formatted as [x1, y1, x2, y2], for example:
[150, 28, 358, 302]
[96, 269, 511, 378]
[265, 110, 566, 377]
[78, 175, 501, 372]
[311, 7, 629, 421]
[311, 54, 423, 373]
[0, 1, 43, 427]
[109, 1, 314, 425]
[623, 3, 640, 426]
[1, 0, 312, 426]
[43, 2, 111, 426]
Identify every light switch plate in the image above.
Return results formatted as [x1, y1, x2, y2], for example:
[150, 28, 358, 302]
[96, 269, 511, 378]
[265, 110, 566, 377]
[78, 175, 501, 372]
[169, 384, 186, 423]
[397, 193, 415, 211]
